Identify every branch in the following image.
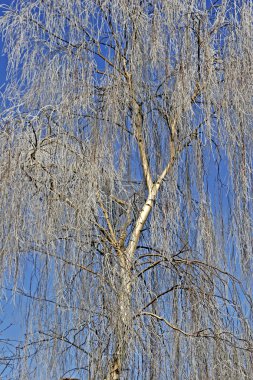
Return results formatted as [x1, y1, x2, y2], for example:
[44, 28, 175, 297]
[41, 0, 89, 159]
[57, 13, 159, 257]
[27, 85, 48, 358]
[35, 248, 101, 278]
[141, 285, 182, 311]
[137, 260, 163, 278]
[139, 311, 198, 336]
[38, 330, 90, 356]
[132, 101, 153, 192]
[126, 149, 176, 259]
[96, 191, 117, 245]
[137, 312, 253, 352]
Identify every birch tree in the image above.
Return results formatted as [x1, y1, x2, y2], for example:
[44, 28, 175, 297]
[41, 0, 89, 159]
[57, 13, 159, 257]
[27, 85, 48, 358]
[0, 0, 252, 379]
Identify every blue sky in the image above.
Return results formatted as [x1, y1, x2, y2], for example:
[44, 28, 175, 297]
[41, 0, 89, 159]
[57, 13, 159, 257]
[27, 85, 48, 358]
[0, 1, 9, 88]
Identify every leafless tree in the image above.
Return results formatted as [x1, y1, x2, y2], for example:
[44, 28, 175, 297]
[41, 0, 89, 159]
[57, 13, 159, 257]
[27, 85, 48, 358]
[0, 0, 252, 379]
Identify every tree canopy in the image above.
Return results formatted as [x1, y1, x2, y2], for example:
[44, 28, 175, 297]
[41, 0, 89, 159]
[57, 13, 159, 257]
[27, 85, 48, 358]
[0, 0, 252, 379]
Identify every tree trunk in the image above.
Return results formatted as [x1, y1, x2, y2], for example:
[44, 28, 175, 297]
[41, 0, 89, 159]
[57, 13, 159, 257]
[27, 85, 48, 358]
[106, 255, 132, 380]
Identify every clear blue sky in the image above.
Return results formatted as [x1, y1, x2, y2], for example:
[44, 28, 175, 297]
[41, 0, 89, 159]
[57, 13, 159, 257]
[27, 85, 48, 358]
[0, 1, 9, 88]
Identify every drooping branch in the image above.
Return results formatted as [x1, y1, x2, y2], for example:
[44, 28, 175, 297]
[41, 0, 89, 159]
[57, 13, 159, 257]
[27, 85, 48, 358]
[137, 312, 253, 352]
